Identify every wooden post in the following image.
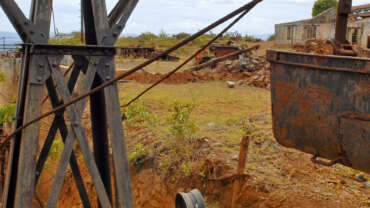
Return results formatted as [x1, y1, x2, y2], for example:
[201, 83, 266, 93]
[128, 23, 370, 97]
[231, 136, 250, 208]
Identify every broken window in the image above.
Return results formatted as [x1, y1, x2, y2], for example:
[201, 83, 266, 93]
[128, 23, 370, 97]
[304, 25, 317, 40]
[351, 27, 361, 44]
[287, 26, 294, 40]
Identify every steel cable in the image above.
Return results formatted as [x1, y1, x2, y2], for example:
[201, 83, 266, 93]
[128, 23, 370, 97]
[0, 0, 263, 150]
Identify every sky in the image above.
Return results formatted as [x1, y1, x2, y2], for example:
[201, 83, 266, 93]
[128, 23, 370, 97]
[0, 0, 366, 37]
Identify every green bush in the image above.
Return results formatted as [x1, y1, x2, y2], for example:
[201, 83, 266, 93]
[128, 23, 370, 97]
[129, 144, 148, 168]
[312, 0, 338, 17]
[168, 102, 198, 140]
[268, 34, 275, 41]
[0, 103, 16, 125]
[0, 72, 6, 82]
[173, 32, 191, 39]
[121, 99, 155, 126]
[49, 31, 83, 45]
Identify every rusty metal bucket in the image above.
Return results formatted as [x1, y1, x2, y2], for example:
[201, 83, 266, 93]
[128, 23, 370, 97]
[267, 50, 369, 173]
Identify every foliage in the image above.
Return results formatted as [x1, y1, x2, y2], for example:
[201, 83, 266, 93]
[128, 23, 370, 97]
[128, 144, 148, 168]
[0, 72, 6, 82]
[49, 31, 83, 45]
[245, 34, 262, 43]
[173, 32, 191, 39]
[120, 99, 155, 126]
[49, 138, 64, 162]
[167, 102, 198, 140]
[268, 34, 275, 41]
[159, 29, 168, 38]
[312, 0, 338, 17]
[181, 163, 192, 177]
[0, 103, 16, 125]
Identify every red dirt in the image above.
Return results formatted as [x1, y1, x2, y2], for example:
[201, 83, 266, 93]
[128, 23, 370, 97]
[38, 136, 369, 208]
[117, 68, 270, 88]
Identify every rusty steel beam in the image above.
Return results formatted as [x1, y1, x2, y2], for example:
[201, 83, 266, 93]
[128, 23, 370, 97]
[335, 0, 352, 43]
[231, 136, 250, 208]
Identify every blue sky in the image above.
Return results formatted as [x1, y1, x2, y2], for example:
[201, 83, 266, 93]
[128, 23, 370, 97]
[0, 0, 366, 37]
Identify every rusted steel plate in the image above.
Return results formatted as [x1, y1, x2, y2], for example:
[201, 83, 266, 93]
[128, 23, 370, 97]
[267, 50, 370, 173]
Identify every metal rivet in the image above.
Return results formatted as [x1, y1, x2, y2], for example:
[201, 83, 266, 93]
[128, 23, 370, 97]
[37, 76, 42, 81]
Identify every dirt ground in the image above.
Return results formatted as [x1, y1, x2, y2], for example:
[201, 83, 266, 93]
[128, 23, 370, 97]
[118, 82, 370, 208]
[30, 41, 369, 208]
[33, 81, 369, 208]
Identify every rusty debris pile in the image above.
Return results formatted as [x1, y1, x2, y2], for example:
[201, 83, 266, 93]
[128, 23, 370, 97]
[213, 55, 270, 87]
[118, 54, 270, 88]
[293, 40, 334, 55]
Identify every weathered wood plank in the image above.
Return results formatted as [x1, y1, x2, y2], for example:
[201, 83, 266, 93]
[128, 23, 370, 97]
[30, 0, 53, 38]
[46, 56, 111, 208]
[104, 82, 135, 208]
[2, 47, 31, 208]
[37, 74, 91, 208]
[14, 56, 48, 208]
[90, 74, 113, 206]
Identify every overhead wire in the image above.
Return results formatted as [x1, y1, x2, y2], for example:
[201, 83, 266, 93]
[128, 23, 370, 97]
[0, 0, 262, 150]
[120, 9, 251, 110]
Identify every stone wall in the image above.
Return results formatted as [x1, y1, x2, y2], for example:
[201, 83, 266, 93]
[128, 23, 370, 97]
[274, 7, 370, 49]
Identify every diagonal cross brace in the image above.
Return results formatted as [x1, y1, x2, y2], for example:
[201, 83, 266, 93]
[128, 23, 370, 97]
[0, 0, 49, 43]
[36, 60, 91, 208]
[45, 56, 112, 208]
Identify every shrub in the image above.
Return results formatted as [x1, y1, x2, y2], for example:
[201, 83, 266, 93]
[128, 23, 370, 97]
[168, 102, 198, 140]
[312, 0, 338, 17]
[268, 34, 275, 41]
[129, 144, 148, 168]
[0, 103, 16, 125]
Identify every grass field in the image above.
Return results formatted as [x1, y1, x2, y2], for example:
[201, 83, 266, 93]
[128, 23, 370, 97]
[117, 81, 369, 208]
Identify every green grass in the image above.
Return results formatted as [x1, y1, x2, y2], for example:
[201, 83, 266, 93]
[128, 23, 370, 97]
[119, 81, 271, 156]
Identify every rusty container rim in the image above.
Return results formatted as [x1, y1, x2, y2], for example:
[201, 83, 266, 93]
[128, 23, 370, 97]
[267, 49, 370, 74]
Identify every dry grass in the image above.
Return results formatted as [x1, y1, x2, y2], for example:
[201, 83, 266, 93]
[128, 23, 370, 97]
[118, 81, 369, 208]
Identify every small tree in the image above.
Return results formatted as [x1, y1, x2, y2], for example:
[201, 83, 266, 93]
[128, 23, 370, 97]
[312, 0, 338, 17]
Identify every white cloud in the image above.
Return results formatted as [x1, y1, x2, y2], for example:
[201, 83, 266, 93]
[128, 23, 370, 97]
[0, 0, 366, 37]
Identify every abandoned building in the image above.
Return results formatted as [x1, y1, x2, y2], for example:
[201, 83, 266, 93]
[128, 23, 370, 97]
[274, 4, 370, 50]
